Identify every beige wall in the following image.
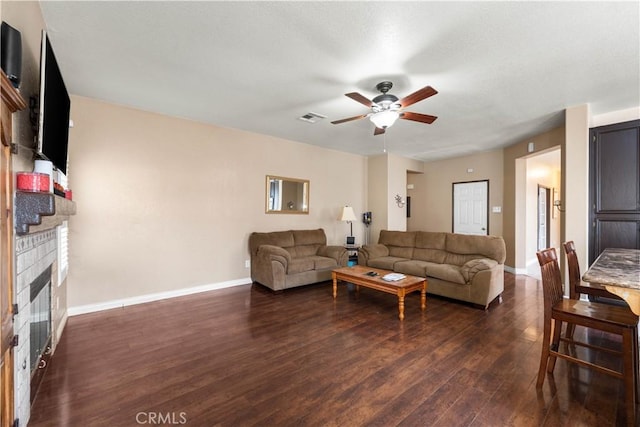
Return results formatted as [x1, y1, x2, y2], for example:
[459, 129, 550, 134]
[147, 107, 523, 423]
[564, 105, 590, 275]
[408, 149, 504, 237]
[366, 153, 423, 243]
[67, 96, 367, 308]
[388, 153, 423, 232]
[366, 155, 388, 244]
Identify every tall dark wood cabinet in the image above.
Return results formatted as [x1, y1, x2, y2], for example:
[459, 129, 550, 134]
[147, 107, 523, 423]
[589, 119, 640, 263]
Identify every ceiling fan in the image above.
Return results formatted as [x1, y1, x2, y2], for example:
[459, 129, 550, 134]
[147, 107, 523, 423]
[331, 81, 438, 135]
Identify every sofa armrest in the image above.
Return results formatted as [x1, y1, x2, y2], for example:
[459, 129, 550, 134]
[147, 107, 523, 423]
[318, 245, 349, 266]
[358, 244, 389, 265]
[461, 258, 499, 283]
[258, 244, 291, 265]
[251, 245, 291, 289]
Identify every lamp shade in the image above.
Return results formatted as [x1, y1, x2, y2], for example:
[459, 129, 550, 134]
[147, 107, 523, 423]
[369, 110, 399, 129]
[340, 206, 357, 222]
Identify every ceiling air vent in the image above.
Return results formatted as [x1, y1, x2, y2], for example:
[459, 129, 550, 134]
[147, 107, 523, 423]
[298, 112, 326, 124]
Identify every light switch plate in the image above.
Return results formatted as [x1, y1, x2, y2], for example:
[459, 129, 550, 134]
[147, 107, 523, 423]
[492, 206, 502, 213]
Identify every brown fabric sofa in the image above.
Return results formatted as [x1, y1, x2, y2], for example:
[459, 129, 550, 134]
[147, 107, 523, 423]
[359, 230, 506, 308]
[249, 229, 348, 291]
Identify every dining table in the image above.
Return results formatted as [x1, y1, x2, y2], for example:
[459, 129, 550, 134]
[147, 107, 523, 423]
[582, 248, 640, 315]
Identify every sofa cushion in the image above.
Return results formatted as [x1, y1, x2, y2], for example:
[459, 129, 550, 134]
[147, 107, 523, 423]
[295, 244, 322, 258]
[443, 252, 481, 267]
[413, 249, 447, 263]
[311, 255, 339, 270]
[388, 246, 414, 259]
[361, 244, 389, 259]
[413, 232, 448, 263]
[288, 257, 315, 274]
[379, 231, 416, 260]
[368, 256, 409, 270]
[423, 262, 466, 285]
[249, 231, 294, 256]
[287, 229, 326, 258]
[416, 232, 447, 249]
[394, 260, 429, 278]
[445, 233, 506, 263]
[379, 230, 416, 248]
[292, 229, 327, 246]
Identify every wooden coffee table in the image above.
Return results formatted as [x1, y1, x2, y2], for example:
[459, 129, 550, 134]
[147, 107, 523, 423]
[332, 265, 427, 320]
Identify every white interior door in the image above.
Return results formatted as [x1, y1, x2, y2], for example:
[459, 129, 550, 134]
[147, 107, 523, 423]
[538, 186, 549, 250]
[453, 180, 488, 235]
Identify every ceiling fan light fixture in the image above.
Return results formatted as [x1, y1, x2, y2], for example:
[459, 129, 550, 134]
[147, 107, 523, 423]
[370, 110, 399, 129]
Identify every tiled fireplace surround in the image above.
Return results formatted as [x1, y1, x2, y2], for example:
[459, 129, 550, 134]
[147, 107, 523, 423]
[14, 228, 67, 426]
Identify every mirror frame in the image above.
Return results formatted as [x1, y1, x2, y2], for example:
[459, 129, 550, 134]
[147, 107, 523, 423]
[265, 175, 310, 214]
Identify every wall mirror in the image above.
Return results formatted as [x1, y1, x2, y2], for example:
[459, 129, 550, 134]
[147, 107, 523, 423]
[265, 175, 309, 214]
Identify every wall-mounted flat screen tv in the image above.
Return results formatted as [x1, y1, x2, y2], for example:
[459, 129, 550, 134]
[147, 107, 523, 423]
[37, 30, 70, 175]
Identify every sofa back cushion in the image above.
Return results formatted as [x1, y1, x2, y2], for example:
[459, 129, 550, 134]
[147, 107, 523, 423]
[445, 233, 506, 265]
[292, 229, 327, 257]
[249, 229, 328, 258]
[249, 230, 294, 257]
[378, 230, 416, 259]
[413, 232, 448, 263]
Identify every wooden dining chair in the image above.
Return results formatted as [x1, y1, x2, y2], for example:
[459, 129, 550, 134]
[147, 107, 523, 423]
[563, 241, 630, 340]
[537, 248, 638, 425]
[564, 241, 625, 302]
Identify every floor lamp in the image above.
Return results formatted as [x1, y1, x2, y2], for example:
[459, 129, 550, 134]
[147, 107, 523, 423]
[340, 206, 357, 245]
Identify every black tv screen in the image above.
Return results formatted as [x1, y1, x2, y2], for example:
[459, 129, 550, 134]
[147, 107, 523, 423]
[37, 31, 70, 175]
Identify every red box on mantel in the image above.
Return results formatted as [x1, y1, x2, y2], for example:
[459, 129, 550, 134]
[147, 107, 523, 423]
[16, 172, 50, 193]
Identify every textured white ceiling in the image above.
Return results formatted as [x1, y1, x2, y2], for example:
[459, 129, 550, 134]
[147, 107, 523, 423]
[39, 1, 640, 162]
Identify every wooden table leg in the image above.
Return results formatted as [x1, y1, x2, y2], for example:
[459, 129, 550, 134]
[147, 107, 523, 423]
[332, 273, 337, 298]
[398, 289, 406, 321]
[421, 281, 426, 310]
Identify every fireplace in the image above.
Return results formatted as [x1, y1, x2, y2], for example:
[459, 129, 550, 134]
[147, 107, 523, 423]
[14, 229, 57, 425]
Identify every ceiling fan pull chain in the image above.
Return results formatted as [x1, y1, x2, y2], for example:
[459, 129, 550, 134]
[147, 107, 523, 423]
[383, 132, 387, 153]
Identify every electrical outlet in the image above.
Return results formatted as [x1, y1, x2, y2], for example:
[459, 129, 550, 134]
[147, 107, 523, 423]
[245, 260, 250, 268]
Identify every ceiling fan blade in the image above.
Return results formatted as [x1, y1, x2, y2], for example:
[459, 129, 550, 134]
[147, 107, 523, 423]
[345, 92, 374, 108]
[400, 111, 438, 124]
[374, 127, 385, 135]
[399, 86, 437, 108]
[331, 114, 369, 125]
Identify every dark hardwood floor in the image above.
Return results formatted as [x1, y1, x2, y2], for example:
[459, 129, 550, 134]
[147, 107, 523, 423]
[29, 273, 631, 426]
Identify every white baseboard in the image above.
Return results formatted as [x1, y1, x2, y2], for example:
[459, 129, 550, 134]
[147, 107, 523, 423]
[68, 277, 251, 316]
[504, 265, 527, 275]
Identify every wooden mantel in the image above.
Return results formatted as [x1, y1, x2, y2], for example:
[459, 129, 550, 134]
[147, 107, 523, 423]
[15, 192, 76, 235]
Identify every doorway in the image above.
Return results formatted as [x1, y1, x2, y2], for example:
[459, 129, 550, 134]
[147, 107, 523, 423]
[522, 148, 561, 278]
